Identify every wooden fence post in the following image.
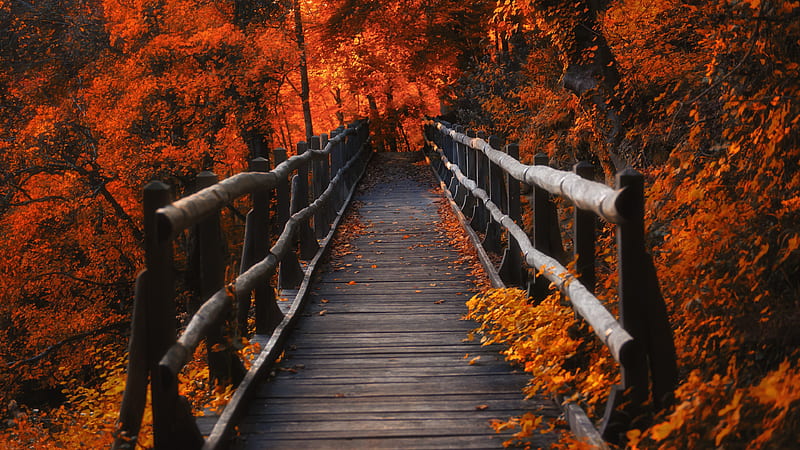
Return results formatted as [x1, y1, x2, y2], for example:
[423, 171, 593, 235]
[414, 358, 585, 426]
[311, 134, 331, 239]
[461, 129, 478, 217]
[143, 181, 203, 449]
[470, 131, 490, 232]
[311, 135, 322, 238]
[189, 172, 244, 386]
[357, 120, 370, 175]
[294, 141, 319, 260]
[239, 157, 283, 336]
[452, 126, 467, 205]
[446, 129, 459, 195]
[528, 153, 564, 300]
[573, 162, 596, 293]
[330, 128, 345, 212]
[275, 148, 304, 289]
[482, 135, 505, 253]
[143, 181, 175, 449]
[114, 271, 148, 449]
[499, 143, 524, 286]
[431, 123, 444, 179]
[438, 124, 450, 181]
[114, 182, 171, 449]
[345, 122, 360, 189]
[605, 168, 678, 440]
[601, 168, 651, 442]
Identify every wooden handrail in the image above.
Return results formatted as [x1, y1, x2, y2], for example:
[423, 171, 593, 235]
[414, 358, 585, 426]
[424, 118, 677, 444]
[157, 121, 366, 238]
[114, 119, 371, 450]
[430, 121, 626, 223]
[159, 135, 371, 377]
[425, 126, 634, 362]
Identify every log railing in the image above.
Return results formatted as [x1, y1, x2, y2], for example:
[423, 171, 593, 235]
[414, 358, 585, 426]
[114, 120, 371, 450]
[423, 118, 677, 444]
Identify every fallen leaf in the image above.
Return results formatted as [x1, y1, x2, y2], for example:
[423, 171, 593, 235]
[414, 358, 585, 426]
[434, 299, 446, 304]
[476, 404, 489, 411]
[347, 281, 357, 285]
[319, 310, 327, 316]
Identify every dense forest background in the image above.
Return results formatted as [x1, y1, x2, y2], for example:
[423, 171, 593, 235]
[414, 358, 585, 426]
[1, 0, 798, 447]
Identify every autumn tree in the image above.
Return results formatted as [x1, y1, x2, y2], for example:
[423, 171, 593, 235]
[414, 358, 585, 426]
[318, 0, 491, 151]
[1, 1, 298, 445]
[455, 0, 800, 447]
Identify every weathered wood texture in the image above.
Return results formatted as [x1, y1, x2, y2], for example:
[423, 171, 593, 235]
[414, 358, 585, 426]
[230, 153, 560, 450]
[429, 121, 624, 223]
[425, 119, 678, 446]
[425, 131, 634, 363]
[115, 121, 371, 450]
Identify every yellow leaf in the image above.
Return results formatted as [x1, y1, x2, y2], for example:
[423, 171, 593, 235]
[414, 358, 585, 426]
[210, 343, 226, 352]
[650, 419, 678, 441]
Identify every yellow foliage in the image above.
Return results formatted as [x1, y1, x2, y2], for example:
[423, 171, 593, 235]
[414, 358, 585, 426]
[467, 288, 617, 446]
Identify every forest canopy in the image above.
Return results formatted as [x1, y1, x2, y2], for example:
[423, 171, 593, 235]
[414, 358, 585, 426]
[1, 0, 799, 448]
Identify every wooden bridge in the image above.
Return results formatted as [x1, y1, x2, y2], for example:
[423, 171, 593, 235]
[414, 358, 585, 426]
[113, 119, 677, 449]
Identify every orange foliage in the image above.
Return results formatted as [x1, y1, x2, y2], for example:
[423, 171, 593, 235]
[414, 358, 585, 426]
[2, 0, 800, 447]
[457, 0, 800, 447]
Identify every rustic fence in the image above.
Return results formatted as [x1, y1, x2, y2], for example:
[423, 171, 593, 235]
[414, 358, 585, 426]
[113, 120, 371, 449]
[423, 119, 678, 444]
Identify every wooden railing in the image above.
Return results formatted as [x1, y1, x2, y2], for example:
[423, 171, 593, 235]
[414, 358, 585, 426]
[113, 120, 371, 450]
[423, 119, 677, 444]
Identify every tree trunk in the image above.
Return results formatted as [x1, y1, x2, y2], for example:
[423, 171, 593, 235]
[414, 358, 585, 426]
[294, 0, 314, 142]
[332, 87, 345, 127]
[536, 0, 626, 176]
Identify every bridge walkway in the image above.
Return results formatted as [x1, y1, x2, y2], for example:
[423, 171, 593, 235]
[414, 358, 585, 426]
[230, 152, 560, 449]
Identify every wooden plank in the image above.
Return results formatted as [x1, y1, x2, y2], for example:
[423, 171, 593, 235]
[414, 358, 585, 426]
[236, 435, 529, 450]
[230, 153, 559, 450]
[237, 417, 522, 435]
[279, 332, 492, 346]
[248, 398, 555, 416]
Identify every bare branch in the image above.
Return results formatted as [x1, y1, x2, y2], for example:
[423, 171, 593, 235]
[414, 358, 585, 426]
[7, 321, 130, 368]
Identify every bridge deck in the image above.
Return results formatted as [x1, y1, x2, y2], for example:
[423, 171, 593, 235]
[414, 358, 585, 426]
[231, 153, 560, 449]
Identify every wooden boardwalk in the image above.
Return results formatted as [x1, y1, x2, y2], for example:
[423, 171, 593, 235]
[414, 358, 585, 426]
[231, 153, 560, 449]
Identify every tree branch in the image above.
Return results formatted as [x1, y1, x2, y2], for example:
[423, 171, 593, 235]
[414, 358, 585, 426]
[7, 321, 130, 368]
[31, 271, 133, 288]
